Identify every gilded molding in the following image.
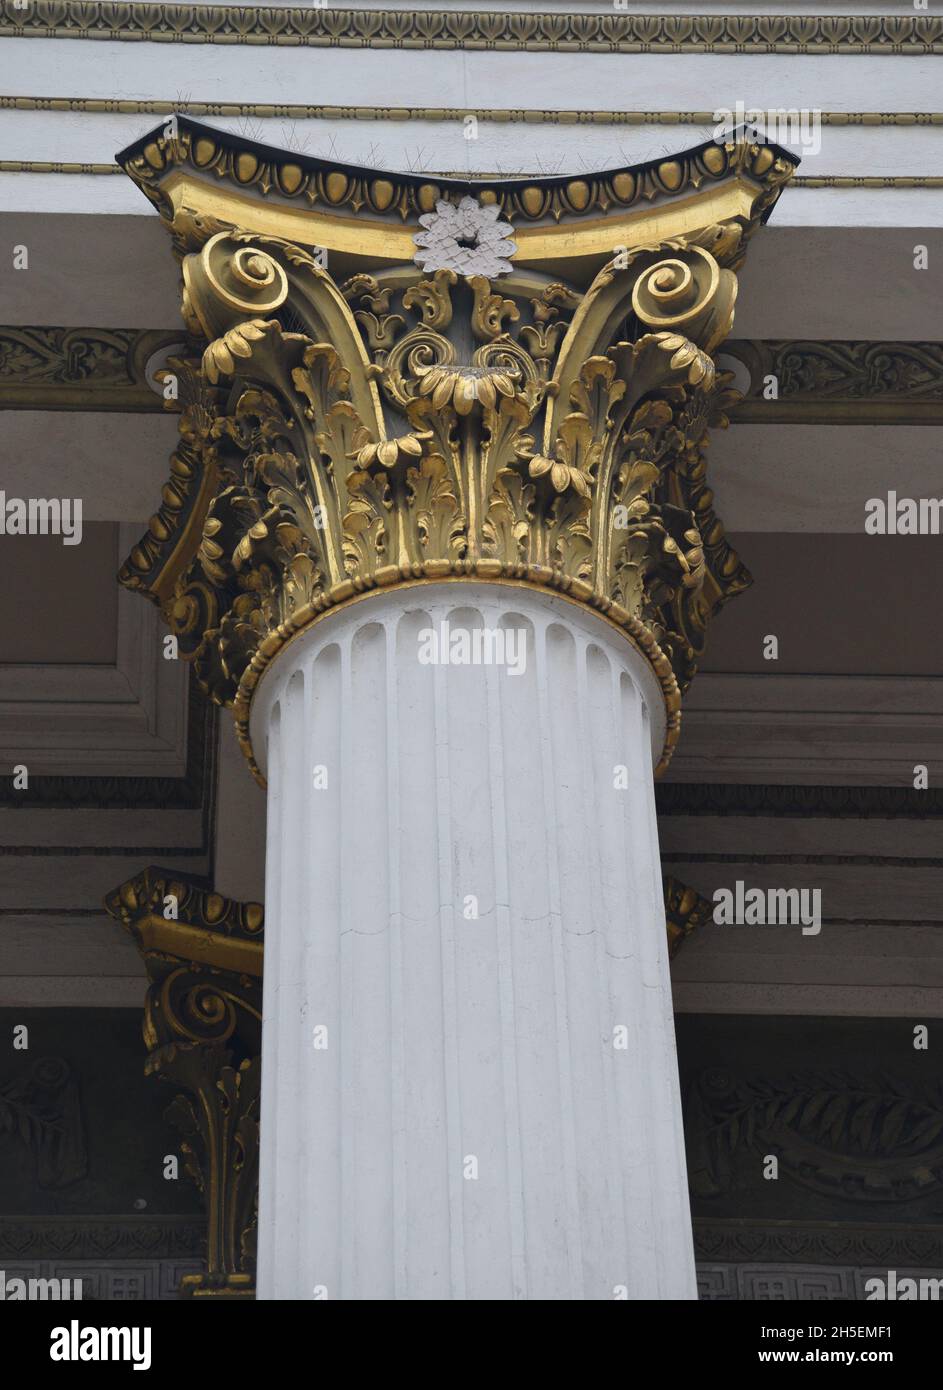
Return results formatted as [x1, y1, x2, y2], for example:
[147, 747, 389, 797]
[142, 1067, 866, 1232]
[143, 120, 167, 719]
[0, 160, 121, 174]
[1, 4, 941, 53]
[104, 867, 263, 976]
[0, 162, 938, 193]
[116, 121, 793, 780]
[116, 117, 793, 244]
[795, 176, 943, 189]
[6, 97, 943, 127]
[104, 868, 263, 1299]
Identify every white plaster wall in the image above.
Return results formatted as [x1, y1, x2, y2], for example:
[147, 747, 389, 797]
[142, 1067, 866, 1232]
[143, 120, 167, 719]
[3, 39, 940, 117]
[1, 33, 941, 222]
[3, 112, 942, 180]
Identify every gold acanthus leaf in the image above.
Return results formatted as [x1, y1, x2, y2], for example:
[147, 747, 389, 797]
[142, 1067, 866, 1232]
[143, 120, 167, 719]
[202, 319, 273, 384]
[347, 429, 432, 474]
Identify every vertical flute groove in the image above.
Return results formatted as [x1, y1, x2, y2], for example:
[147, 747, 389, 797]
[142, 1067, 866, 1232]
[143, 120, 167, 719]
[338, 634, 353, 1300]
[386, 620, 407, 1300]
[432, 642, 467, 1299]
[252, 585, 694, 1300]
[486, 623, 528, 1299]
[540, 621, 585, 1298]
[256, 702, 281, 1295]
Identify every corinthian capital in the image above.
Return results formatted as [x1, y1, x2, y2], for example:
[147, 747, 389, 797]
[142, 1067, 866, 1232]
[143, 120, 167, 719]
[104, 868, 263, 1297]
[117, 118, 796, 778]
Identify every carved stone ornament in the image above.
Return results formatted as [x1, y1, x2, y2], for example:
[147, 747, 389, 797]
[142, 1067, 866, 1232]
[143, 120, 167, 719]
[0, 1058, 87, 1189]
[687, 1068, 943, 1205]
[5, 6, 943, 56]
[116, 118, 797, 781]
[414, 196, 517, 277]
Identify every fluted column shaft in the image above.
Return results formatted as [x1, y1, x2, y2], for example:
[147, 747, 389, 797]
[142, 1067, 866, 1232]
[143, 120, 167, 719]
[251, 583, 695, 1300]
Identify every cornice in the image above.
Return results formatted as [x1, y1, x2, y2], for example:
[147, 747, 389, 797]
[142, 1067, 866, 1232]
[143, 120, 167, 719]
[3, 1213, 939, 1273]
[1, 5, 941, 53]
[663, 850, 943, 869]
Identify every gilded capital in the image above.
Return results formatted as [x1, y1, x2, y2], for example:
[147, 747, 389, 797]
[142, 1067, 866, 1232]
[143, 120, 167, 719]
[116, 118, 796, 778]
[104, 868, 263, 1297]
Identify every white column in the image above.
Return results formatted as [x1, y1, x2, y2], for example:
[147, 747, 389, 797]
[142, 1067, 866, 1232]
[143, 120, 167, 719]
[251, 583, 696, 1301]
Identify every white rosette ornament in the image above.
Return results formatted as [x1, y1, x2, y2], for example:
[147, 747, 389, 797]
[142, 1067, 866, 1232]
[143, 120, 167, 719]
[413, 196, 517, 277]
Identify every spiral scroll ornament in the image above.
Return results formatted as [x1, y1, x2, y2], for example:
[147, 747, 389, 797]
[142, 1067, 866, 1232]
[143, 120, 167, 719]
[629, 244, 736, 355]
[182, 232, 289, 341]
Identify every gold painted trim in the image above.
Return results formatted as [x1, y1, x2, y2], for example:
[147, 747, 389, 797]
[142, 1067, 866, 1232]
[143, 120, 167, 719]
[232, 569, 683, 788]
[104, 867, 265, 974]
[174, 174, 943, 192]
[663, 875, 713, 958]
[162, 169, 759, 269]
[1, 5, 942, 54]
[795, 176, 943, 189]
[179, 1273, 254, 1299]
[104, 865, 263, 1295]
[0, 160, 122, 174]
[121, 120, 796, 249]
[148, 455, 220, 609]
[163, 171, 417, 260]
[3, 161, 941, 193]
[135, 914, 263, 977]
[5, 97, 943, 127]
